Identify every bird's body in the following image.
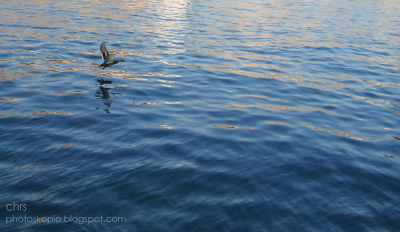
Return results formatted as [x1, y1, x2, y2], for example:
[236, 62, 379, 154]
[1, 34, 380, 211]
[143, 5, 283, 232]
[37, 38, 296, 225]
[99, 42, 124, 69]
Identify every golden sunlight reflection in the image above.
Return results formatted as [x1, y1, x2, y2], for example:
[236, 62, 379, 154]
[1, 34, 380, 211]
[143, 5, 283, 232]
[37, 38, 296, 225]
[305, 125, 365, 141]
[44, 77, 63, 81]
[47, 59, 74, 64]
[246, 103, 333, 114]
[0, 110, 38, 118]
[158, 79, 175, 83]
[337, 91, 386, 107]
[213, 105, 229, 107]
[53, 91, 85, 96]
[389, 109, 400, 116]
[232, 104, 247, 108]
[388, 102, 400, 109]
[32, 111, 75, 115]
[237, 95, 267, 99]
[249, 104, 263, 108]
[97, 69, 159, 80]
[154, 124, 175, 129]
[176, 163, 192, 167]
[211, 124, 239, 129]
[163, 102, 181, 104]
[152, 0, 189, 45]
[0, 49, 34, 54]
[0, 70, 26, 81]
[17, 177, 29, 182]
[267, 122, 285, 125]
[17, 62, 37, 67]
[26, 194, 46, 200]
[59, 144, 73, 149]
[129, 101, 158, 105]
[0, 98, 23, 102]
[26, 219, 44, 227]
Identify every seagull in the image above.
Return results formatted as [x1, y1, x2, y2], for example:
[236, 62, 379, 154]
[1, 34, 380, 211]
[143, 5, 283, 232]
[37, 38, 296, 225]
[99, 42, 125, 69]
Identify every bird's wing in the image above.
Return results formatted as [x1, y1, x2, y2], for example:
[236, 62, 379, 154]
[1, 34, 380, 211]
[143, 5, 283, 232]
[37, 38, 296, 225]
[100, 42, 108, 61]
[106, 54, 114, 64]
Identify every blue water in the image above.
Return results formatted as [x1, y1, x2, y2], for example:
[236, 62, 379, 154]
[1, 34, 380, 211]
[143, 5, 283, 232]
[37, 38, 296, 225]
[1, 0, 400, 231]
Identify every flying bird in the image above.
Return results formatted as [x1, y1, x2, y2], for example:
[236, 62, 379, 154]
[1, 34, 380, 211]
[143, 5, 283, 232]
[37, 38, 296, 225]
[99, 42, 125, 69]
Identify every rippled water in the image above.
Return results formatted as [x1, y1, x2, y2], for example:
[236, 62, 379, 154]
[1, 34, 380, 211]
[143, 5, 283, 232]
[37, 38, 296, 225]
[1, 0, 400, 231]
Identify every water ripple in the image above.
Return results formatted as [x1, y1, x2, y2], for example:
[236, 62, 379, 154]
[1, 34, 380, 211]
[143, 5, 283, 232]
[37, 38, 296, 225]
[1, 0, 400, 231]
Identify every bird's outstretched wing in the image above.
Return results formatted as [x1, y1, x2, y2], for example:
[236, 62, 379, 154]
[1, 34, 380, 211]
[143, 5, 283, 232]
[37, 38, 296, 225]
[99, 42, 125, 69]
[100, 42, 109, 61]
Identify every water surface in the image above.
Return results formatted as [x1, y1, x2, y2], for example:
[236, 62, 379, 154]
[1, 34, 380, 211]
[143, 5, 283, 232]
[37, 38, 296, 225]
[1, 0, 400, 231]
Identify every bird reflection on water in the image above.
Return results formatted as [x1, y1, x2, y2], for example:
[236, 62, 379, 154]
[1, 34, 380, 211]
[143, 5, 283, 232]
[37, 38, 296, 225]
[95, 79, 112, 113]
[96, 42, 125, 111]
[96, 85, 111, 99]
[95, 79, 123, 100]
